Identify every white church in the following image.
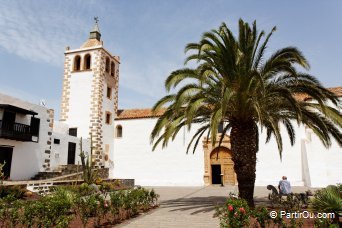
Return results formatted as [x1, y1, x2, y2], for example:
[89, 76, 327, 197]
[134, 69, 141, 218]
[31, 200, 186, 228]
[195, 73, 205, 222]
[0, 22, 341, 187]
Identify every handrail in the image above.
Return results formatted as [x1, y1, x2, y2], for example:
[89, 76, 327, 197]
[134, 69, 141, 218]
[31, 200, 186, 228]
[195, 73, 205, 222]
[0, 120, 33, 141]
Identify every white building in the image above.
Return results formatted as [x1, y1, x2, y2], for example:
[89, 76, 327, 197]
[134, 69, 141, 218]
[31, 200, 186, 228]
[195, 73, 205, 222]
[0, 93, 89, 180]
[112, 104, 342, 188]
[1, 21, 341, 187]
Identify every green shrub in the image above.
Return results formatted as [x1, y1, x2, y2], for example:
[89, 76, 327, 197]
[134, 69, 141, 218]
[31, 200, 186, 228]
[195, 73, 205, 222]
[251, 206, 272, 228]
[109, 190, 125, 220]
[74, 193, 99, 227]
[0, 185, 25, 199]
[310, 185, 342, 225]
[22, 188, 74, 228]
[214, 197, 250, 228]
[149, 189, 159, 207]
[314, 217, 340, 228]
[0, 197, 24, 227]
[0, 185, 159, 227]
[113, 179, 122, 187]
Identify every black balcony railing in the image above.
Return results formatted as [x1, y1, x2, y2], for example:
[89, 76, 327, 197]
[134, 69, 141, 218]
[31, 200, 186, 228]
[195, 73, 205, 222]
[0, 120, 33, 141]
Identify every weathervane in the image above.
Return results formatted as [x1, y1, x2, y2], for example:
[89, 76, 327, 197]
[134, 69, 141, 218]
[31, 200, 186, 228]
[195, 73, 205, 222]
[94, 16, 99, 24]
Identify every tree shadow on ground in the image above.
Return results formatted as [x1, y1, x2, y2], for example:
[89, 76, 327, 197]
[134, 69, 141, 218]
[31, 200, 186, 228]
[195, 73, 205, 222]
[161, 196, 226, 215]
[160, 196, 270, 215]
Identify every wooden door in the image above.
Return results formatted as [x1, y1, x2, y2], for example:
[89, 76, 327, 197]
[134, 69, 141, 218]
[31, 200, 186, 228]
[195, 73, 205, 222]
[222, 164, 235, 185]
[67, 142, 76, 164]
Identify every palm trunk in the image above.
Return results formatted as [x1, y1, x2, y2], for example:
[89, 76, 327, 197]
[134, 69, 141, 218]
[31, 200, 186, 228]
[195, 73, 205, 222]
[230, 120, 258, 208]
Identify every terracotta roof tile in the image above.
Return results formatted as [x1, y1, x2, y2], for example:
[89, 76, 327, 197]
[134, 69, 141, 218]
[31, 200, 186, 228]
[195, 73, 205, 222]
[328, 87, 342, 96]
[115, 108, 165, 120]
[294, 86, 342, 101]
[116, 87, 341, 120]
[80, 39, 102, 48]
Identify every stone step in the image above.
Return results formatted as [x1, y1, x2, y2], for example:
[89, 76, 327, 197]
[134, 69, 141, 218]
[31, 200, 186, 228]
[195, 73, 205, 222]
[31, 171, 62, 180]
[31, 166, 109, 181]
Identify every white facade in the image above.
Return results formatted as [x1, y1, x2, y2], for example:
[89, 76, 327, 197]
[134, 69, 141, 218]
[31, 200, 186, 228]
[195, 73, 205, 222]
[64, 62, 93, 138]
[113, 119, 205, 186]
[50, 121, 90, 170]
[0, 93, 51, 180]
[112, 117, 342, 187]
[0, 93, 92, 180]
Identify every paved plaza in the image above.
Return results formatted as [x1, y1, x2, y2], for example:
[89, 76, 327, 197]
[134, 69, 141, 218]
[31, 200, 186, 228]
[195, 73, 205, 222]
[117, 185, 314, 228]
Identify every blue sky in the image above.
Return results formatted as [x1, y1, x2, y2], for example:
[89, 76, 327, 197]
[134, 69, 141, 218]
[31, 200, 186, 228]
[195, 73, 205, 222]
[0, 0, 341, 118]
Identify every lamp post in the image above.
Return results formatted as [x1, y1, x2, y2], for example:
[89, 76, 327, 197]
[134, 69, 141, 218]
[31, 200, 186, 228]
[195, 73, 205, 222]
[220, 173, 224, 187]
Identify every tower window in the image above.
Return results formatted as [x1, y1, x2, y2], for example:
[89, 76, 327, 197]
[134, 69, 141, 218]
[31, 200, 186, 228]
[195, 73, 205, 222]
[106, 87, 112, 99]
[74, 55, 81, 71]
[84, 54, 91, 70]
[105, 112, 112, 124]
[110, 61, 115, 76]
[116, 125, 122, 138]
[105, 57, 110, 73]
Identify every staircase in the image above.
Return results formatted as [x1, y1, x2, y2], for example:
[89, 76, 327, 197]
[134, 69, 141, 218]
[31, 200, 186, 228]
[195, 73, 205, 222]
[31, 165, 84, 180]
[31, 164, 109, 181]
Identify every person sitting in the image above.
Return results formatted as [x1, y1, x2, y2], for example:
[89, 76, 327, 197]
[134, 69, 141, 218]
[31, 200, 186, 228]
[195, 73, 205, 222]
[278, 176, 292, 195]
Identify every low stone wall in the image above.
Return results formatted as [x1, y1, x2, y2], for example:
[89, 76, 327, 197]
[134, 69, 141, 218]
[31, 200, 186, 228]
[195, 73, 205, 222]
[3, 179, 135, 188]
[105, 178, 135, 188]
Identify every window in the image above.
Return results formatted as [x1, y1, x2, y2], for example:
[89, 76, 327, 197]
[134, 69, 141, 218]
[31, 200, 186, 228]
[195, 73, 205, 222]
[84, 54, 91, 70]
[110, 61, 115, 76]
[69, 128, 77, 137]
[53, 138, 60, 144]
[116, 125, 122, 138]
[73, 55, 81, 71]
[105, 144, 109, 161]
[106, 87, 112, 99]
[105, 112, 112, 124]
[105, 57, 110, 73]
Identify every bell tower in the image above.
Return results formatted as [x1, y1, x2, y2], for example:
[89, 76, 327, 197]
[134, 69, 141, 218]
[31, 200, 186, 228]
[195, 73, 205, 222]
[60, 18, 120, 168]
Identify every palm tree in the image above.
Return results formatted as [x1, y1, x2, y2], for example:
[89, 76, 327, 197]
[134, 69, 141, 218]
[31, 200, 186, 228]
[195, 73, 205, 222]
[150, 19, 342, 207]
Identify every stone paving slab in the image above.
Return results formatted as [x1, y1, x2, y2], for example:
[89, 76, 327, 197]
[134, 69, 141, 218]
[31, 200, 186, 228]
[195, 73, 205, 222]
[117, 186, 317, 228]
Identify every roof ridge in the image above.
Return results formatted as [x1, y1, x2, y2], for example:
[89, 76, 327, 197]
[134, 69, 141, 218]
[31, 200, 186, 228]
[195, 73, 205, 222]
[116, 87, 341, 120]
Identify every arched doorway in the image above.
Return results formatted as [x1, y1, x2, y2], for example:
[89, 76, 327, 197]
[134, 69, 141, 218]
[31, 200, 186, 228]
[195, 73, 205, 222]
[210, 147, 236, 185]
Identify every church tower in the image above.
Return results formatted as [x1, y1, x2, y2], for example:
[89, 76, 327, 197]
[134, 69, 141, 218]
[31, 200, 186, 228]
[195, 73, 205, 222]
[60, 19, 120, 168]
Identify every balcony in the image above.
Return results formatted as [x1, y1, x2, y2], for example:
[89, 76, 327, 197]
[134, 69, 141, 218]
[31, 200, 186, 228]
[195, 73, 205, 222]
[0, 120, 34, 141]
[0, 104, 40, 142]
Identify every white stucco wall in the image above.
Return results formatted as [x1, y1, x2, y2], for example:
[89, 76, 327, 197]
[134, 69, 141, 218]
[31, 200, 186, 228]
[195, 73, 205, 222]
[113, 118, 204, 186]
[65, 70, 93, 138]
[112, 116, 341, 187]
[50, 132, 90, 170]
[303, 129, 342, 187]
[0, 93, 51, 180]
[102, 80, 115, 168]
[255, 123, 306, 186]
[63, 50, 101, 139]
